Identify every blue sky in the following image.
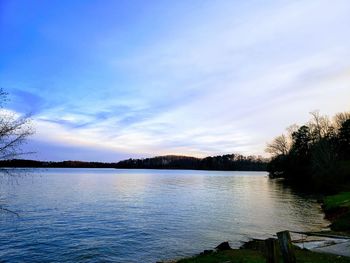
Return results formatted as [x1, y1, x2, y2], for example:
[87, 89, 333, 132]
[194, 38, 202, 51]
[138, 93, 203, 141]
[1, 0, 350, 161]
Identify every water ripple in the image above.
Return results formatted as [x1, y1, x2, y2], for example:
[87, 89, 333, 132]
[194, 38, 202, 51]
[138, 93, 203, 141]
[0, 169, 329, 262]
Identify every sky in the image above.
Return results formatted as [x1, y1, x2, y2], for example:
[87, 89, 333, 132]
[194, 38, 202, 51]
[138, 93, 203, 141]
[0, 0, 350, 162]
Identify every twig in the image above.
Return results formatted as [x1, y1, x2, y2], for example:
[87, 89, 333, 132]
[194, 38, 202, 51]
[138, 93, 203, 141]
[0, 206, 19, 217]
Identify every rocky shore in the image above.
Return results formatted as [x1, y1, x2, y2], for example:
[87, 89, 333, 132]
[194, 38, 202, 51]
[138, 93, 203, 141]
[160, 237, 350, 263]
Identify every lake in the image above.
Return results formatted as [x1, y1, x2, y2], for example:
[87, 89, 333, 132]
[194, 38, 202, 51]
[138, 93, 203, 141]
[0, 169, 329, 262]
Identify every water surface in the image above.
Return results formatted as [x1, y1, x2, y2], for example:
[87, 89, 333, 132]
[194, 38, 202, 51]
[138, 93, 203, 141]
[0, 169, 328, 262]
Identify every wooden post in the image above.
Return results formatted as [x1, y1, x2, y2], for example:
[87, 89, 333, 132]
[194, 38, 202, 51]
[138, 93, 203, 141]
[277, 231, 296, 263]
[265, 238, 279, 263]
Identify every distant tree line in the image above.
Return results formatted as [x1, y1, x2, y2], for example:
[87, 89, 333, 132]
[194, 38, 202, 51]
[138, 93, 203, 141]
[0, 154, 267, 171]
[0, 159, 117, 168]
[115, 154, 267, 171]
[266, 111, 350, 192]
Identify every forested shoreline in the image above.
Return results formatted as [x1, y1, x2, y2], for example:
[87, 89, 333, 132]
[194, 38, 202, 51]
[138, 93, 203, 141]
[0, 154, 267, 171]
[115, 154, 267, 171]
[266, 111, 350, 192]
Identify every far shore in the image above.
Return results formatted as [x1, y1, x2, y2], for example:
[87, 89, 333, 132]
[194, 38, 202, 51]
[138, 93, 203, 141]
[0, 166, 268, 172]
[0, 154, 267, 171]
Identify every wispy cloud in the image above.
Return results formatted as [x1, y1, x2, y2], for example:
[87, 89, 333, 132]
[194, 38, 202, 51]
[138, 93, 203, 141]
[1, 0, 350, 160]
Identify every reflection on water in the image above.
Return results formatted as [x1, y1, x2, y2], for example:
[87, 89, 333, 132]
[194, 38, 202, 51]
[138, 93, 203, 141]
[0, 169, 329, 262]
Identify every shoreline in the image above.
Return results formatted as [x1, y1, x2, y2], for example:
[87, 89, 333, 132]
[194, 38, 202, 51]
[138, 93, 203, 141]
[162, 233, 350, 263]
[162, 191, 350, 262]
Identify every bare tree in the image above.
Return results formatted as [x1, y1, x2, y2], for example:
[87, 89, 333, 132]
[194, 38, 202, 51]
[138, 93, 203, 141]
[308, 110, 331, 141]
[266, 134, 290, 156]
[0, 89, 34, 160]
[333, 112, 350, 131]
[286, 124, 299, 138]
[0, 111, 34, 160]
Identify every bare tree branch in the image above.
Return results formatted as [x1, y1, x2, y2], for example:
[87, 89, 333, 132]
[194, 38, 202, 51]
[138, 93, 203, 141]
[266, 134, 290, 156]
[0, 110, 34, 161]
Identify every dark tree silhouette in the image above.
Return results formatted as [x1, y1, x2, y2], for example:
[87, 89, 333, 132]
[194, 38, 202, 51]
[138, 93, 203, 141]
[267, 111, 350, 192]
[339, 119, 350, 158]
[115, 154, 267, 171]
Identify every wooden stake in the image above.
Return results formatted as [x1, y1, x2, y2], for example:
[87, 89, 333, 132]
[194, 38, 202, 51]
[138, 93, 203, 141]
[277, 231, 296, 263]
[265, 238, 279, 263]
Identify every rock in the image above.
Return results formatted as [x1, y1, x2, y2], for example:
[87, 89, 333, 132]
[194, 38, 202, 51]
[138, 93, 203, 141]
[240, 238, 266, 252]
[215, 241, 231, 251]
[200, 249, 213, 255]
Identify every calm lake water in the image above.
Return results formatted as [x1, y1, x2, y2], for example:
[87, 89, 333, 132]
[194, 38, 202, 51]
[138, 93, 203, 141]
[0, 169, 328, 262]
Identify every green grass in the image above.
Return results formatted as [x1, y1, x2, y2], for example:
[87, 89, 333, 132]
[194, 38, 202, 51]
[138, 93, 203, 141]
[331, 211, 350, 231]
[176, 249, 265, 263]
[323, 192, 350, 232]
[323, 192, 350, 211]
[295, 249, 350, 263]
[174, 248, 350, 263]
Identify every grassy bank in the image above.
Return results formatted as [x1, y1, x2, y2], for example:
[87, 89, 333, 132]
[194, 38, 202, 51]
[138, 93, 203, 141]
[323, 191, 350, 232]
[174, 246, 350, 263]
